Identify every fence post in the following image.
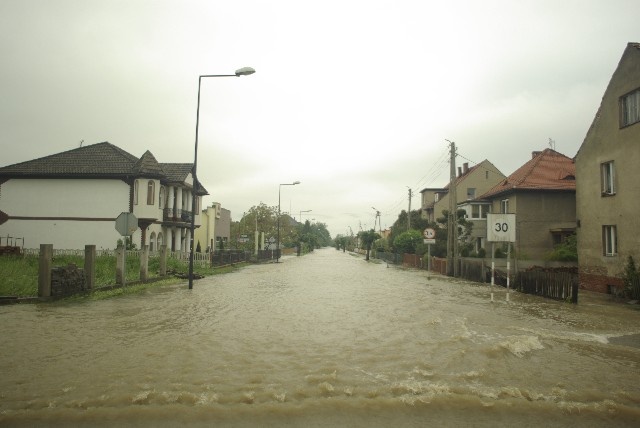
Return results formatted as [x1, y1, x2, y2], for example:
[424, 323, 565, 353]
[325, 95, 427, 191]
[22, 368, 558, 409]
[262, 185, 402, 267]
[160, 245, 167, 276]
[84, 245, 96, 290]
[140, 245, 149, 282]
[116, 247, 125, 286]
[38, 244, 53, 298]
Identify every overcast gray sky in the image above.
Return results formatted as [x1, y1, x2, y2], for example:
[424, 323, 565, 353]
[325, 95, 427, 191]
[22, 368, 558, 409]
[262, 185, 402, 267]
[1, 0, 638, 237]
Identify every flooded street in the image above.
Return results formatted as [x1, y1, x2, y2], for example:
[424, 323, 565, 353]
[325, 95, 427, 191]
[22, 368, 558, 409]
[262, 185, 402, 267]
[2, 248, 640, 427]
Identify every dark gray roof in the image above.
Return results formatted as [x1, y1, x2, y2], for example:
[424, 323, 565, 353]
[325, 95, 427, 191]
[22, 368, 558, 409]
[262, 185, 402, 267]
[0, 142, 139, 176]
[0, 141, 208, 194]
[160, 163, 193, 183]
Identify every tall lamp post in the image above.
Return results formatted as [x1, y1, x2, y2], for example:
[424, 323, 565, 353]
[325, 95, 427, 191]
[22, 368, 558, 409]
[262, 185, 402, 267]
[277, 181, 300, 262]
[299, 209, 312, 224]
[188, 66, 255, 290]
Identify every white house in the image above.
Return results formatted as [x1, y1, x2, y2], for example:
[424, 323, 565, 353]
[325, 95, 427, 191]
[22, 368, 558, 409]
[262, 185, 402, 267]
[0, 142, 207, 251]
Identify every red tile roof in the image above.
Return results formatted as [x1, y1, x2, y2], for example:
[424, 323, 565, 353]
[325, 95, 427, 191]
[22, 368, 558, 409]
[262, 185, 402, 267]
[480, 149, 575, 199]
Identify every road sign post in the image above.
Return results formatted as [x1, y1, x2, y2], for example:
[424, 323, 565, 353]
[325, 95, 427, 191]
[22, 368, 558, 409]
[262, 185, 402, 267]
[486, 214, 515, 302]
[115, 212, 138, 287]
[423, 228, 436, 279]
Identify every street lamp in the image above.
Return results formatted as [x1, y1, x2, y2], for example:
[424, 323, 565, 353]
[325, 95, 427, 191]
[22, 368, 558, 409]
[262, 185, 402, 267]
[277, 181, 300, 262]
[299, 209, 312, 223]
[188, 66, 255, 290]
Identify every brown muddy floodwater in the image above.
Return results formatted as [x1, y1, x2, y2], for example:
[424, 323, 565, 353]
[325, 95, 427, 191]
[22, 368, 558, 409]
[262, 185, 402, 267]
[1, 248, 639, 427]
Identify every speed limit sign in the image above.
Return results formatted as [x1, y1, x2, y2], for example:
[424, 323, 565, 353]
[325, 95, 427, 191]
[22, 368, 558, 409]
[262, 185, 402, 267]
[486, 214, 516, 242]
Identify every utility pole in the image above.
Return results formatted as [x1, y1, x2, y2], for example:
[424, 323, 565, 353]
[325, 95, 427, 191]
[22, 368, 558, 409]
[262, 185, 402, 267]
[407, 187, 412, 231]
[372, 207, 382, 234]
[446, 140, 458, 277]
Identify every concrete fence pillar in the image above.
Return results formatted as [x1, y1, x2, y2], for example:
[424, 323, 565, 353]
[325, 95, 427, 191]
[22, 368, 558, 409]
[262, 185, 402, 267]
[159, 245, 167, 276]
[140, 245, 149, 282]
[84, 245, 96, 290]
[38, 244, 53, 298]
[116, 247, 125, 286]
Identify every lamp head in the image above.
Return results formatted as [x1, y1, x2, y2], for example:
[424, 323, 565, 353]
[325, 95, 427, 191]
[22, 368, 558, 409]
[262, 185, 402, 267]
[293, 181, 301, 185]
[235, 67, 256, 76]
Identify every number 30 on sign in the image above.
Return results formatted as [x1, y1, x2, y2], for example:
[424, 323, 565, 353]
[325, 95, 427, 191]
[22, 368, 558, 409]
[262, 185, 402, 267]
[486, 213, 516, 242]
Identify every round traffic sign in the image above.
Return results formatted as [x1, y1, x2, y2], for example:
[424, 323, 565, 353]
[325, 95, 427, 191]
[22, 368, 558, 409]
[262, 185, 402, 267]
[423, 228, 436, 239]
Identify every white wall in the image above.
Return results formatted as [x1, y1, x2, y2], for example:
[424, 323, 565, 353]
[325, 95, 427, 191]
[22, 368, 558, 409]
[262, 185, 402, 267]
[0, 178, 129, 249]
[1, 178, 128, 216]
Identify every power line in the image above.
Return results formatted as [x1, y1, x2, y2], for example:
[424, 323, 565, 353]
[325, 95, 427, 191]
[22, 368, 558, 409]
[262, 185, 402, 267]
[381, 144, 450, 216]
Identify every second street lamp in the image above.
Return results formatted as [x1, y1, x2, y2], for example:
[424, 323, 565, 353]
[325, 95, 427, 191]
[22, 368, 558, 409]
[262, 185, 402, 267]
[188, 66, 255, 290]
[299, 209, 312, 224]
[277, 181, 300, 262]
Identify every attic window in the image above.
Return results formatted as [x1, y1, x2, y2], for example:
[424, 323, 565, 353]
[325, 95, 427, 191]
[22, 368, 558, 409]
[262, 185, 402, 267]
[621, 88, 640, 127]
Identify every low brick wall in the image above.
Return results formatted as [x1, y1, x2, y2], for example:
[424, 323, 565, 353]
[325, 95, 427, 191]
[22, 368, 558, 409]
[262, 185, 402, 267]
[579, 271, 624, 294]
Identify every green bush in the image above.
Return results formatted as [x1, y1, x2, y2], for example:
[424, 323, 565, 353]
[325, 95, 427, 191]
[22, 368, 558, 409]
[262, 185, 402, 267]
[545, 235, 577, 262]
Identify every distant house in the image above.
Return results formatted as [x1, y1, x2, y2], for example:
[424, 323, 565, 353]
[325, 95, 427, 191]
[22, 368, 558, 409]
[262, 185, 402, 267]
[421, 160, 505, 222]
[575, 42, 640, 294]
[420, 160, 505, 252]
[0, 142, 207, 251]
[194, 201, 231, 252]
[478, 149, 576, 260]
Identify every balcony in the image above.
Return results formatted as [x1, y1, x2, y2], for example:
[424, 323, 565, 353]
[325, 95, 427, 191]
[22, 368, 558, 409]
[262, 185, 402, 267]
[163, 208, 193, 224]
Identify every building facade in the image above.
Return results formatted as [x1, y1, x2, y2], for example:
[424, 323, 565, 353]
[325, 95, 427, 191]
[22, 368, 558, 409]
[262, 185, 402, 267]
[0, 142, 207, 251]
[194, 202, 231, 252]
[575, 42, 640, 293]
[479, 149, 576, 260]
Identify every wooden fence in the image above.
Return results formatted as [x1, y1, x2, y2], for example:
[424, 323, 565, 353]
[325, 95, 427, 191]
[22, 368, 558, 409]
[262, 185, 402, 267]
[515, 270, 579, 303]
[374, 252, 578, 303]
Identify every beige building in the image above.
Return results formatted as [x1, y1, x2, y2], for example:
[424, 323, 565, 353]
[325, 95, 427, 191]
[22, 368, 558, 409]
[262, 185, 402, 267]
[479, 149, 576, 260]
[194, 202, 231, 252]
[575, 42, 640, 294]
[421, 160, 505, 223]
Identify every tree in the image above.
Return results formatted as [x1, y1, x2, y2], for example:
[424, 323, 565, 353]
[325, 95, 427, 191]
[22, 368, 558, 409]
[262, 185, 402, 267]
[231, 203, 278, 250]
[297, 220, 332, 254]
[393, 230, 423, 254]
[436, 209, 474, 257]
[334, 234, 349, 252]
[388, 209, 429, 248]
[358, 229, 380, 261]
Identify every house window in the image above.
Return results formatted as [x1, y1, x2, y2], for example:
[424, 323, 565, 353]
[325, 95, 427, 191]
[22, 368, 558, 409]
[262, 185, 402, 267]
[149, 232, 156, 252]
[602, 225, 617, 256]
[466, 188, 476, 200]
[621, 88, 640, 127]
[159, 186, 165, 208]
[471, 204, 489, 219]
[147, 180, 155, 205]
[133, 180, 139, 205]
[501, 199, 509, 214]
[601, 161, 615, 195]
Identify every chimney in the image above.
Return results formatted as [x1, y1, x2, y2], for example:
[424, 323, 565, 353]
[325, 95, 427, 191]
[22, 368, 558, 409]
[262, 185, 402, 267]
[532, 151, 542, 159]
[457, 166, 462, 177]
[463, 162, 469, 174]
